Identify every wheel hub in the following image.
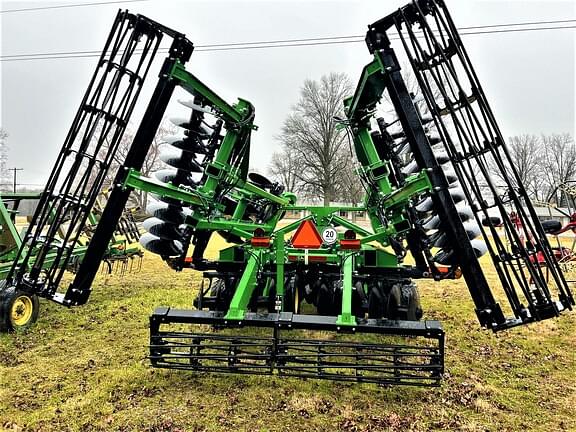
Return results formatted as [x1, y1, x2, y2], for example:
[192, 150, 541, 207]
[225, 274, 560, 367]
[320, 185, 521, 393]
[11, 296, 33, 326]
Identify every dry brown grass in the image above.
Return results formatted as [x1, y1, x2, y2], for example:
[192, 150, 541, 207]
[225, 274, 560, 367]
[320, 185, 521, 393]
[1, 235, 575, 431]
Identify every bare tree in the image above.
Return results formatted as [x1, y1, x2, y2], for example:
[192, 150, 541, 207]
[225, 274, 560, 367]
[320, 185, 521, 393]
[379, 65, 442, 122]
[98, 120, 176, 210]
[486, 133, 576, 204]
[129, 121, 176, 210]
[539, 133, 576, 204]
[335, 149, 365, 207]
[0, 128, 10, 191]
[489, 134, 542, 200]
[276, 73, 354, 206]
[269, 147, 301, 193]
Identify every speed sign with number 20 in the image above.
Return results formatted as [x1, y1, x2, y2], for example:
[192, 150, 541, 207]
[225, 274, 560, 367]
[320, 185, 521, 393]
[321, 227, 338, 245]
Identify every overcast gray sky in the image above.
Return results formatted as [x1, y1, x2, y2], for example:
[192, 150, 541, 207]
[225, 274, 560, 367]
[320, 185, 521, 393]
[1, 0, 574, 187]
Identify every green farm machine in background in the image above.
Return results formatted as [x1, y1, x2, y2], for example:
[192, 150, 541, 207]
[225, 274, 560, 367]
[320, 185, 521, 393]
[1, 0, 573, 386]
[0, 192, 142, 331]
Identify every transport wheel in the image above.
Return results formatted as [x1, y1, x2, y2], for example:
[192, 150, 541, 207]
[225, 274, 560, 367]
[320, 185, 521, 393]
[316, 281, 334, 316]
[302, 269, 318, 304]
[210, 278, 235, 312]
[0, 283, 40, 332]
[368, 283, 385, 319]
[332, 280, 343, 316]
[387, 282, 423, 321]
[352, 281, 367, 318]
[266, 279, 278, 313]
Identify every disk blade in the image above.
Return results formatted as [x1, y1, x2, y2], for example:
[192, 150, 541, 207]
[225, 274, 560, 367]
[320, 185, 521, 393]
[159, 146, 203, 172]
[146, 201, 192, 224]
[178, 99, 215, 115]
[143, 217, 186, 240]
[139, 233, 184, 257]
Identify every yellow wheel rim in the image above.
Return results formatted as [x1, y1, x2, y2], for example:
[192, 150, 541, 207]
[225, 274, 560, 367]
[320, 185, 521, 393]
[11, 295, 33, 327]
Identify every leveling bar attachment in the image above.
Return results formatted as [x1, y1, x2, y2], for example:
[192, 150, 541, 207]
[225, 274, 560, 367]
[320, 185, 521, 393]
[149, 308, 444, 386]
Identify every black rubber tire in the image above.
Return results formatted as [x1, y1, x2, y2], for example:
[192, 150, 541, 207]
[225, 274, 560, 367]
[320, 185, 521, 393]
[482, 216, 502, 227]
[387, 282, 423, 321]
[316, 282, 333, 316]
[541, 219, 562, 234]
[0, 283, 40, 333]
[332, 280, 343, 316]
[352, 281, 366, 318]
[302, 270, 319, 304]
[368, 284, 385, 319]
[248, 276, 271, 312]
[355, 281, 368, 305]
[266, 279, 278, 313]
[210, 278, 234, 312]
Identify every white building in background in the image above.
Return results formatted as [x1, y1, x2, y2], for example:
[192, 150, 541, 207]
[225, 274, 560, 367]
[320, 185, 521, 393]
[283, 201, 368, 224]
[282, 201, 574, 231]
[532, 206, 573, 226]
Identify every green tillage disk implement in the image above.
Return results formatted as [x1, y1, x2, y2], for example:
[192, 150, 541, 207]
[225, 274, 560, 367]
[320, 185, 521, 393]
[3, 1, 573, 386]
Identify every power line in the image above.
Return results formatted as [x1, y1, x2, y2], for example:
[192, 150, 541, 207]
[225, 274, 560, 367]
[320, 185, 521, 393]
[194, 26, 576, 52]
[2, 19, 574, 58]
[0, 23, 574, 62]
[195, 18, 576, 48]
[457, 18, 576, 30]
[0, 0, 148, 14]
[3, 18, 575, 60]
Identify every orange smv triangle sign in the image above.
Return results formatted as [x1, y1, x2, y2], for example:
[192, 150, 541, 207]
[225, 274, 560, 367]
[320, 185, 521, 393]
[291, 220, 323, 249]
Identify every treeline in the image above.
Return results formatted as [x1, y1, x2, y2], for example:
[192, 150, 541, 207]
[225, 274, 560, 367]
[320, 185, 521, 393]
[498, 133, 576, 205]
[269, 73, 575, 208]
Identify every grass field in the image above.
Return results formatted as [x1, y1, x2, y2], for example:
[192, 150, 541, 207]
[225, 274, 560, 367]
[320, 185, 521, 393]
[1, 235, 575, 432]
